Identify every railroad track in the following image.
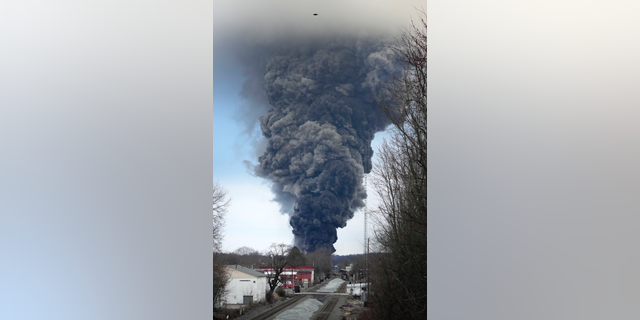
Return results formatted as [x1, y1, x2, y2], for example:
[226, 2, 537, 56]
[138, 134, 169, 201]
[311, 295, 339, 320]
[311, 282, 348, 320]
[251, 295, 305, 320]
[252, 281, 348, 320]
[335, 282, 347, 295]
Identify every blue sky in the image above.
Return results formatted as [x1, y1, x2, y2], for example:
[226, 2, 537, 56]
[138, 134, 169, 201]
[213, 54, 251, 180]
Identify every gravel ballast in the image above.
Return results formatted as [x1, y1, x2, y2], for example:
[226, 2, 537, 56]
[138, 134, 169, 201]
[273, 299, 323, 320]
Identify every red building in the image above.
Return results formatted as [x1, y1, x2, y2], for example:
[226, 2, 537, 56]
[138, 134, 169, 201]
[254, 266, 315, 288]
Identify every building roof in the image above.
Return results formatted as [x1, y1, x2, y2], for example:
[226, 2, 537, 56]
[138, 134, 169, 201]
[226, 265, 267, 278]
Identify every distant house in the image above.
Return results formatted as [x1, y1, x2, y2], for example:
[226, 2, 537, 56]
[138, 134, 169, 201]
[223, 265, 268, 308]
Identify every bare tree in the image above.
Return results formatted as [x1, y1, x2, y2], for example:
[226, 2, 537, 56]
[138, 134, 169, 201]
[213, 181, 231, 310]
[287, 246, 306, 268]
[348, 254, 367, 282]
[287, 246, 306, 286]
[213, 181, 230, 252]
[222, 246, 263, 268]
[305, 247, 334, 282]
[370, 9, 427, 319]
[264, 243, 291, 300]
[213, 255, 229, 309]
[233, 246, 260, 256]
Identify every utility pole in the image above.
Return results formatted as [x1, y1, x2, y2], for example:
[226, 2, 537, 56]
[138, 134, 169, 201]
[363, 173, 368, 287]
[364, 174, 368, 257]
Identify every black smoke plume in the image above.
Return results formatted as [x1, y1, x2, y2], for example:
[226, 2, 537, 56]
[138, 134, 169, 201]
[248, 37, 398, 252]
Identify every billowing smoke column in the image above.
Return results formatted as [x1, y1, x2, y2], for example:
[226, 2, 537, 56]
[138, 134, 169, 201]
[253, 38, 396, 252]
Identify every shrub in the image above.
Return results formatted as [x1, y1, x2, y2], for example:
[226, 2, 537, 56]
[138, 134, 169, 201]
[275, 286, 286, 297]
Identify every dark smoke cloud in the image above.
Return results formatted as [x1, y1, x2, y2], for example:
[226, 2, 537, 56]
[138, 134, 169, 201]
[214, 0, 417, 252]
[250, 38, 399, 252]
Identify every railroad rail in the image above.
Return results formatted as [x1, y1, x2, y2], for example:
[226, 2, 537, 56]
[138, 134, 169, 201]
[296, 292, 348, 295]
[311, 295, 339, 320]
[251, 281, 348, 320]
[310, 282, 348, 320]
[251, 295, 305, 320]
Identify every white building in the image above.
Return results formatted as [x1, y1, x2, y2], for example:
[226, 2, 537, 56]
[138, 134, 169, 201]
[223, 265, 268, 308]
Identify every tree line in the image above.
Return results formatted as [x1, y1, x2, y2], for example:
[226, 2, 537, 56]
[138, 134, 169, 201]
[368, 9, 428, 319]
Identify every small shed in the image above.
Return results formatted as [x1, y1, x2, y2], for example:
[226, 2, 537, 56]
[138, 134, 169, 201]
[223, 265, 267, 308]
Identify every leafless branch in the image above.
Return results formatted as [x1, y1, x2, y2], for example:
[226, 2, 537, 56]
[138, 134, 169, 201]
[369, 8, 427, 319]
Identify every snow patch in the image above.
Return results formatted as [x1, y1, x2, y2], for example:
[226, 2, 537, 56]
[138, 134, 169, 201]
[274, 299, 323, 320]
[317, 278, 345, 293]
